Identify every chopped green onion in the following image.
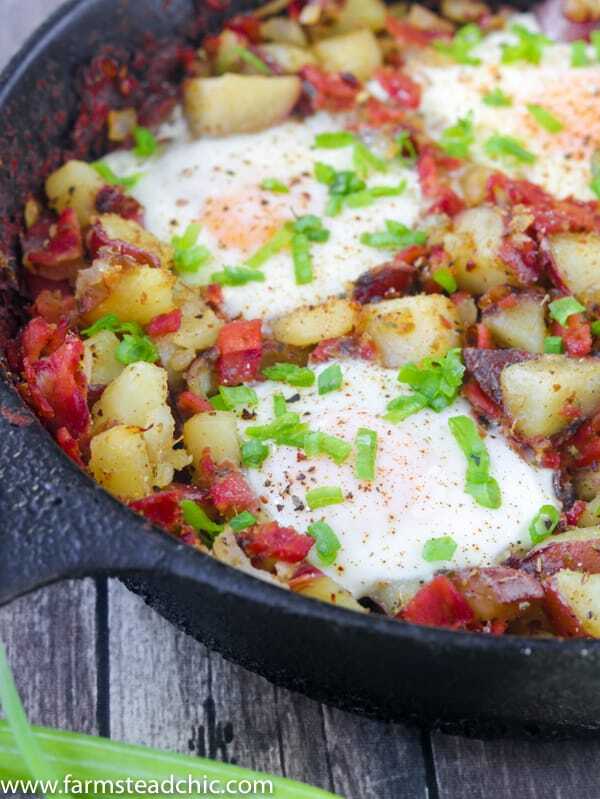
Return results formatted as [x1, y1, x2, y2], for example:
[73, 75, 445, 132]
[422, 536, 457, 562]
[484, 134, 536, 165]
[440, 114, 475, 159]
[544, 335, 563, 354]
[482, 88, 512, 107]
[385, 393, 428, 423]
[92, 161, 143, 190]
[181, 499, 224, 537]
[218, 385, 258, 410]
[448, 415, 502, 509]
[571, 40, 591, 67]
[115, 333, 158, 365]
[133, 126, 158, 158]
[432, 268, 457, 294]
[314, 161, 337, 185]
[230, 511, 257, 532]
[529, 504, 560, 545]
[232, 45, 272, 75]
[314, 131, 356, 148]
[209, 394, 228, 411]
[246, 411, 301, 440]
[263, 362, 315, 387]
[241, 439, 270, 467]
[292, 232, 313, 285]
[273, 393, 287, 417]
[501, 24, 551, 65]
[293, 215, 330, 242]
[344, 182, 406, 209]
[548, 296, 585, 326]
[592, 320, 600, 337]
[306, 486, 344, 510]
[355, 427, 377, 481]
[261, 178, 289, 193]
[171, 223, 212, 275]
[527, 104, 563, 134]
[81, 313, 121, 337]
[245, 225, 293, 269]
[386, 348, 465, 422]
[307, 520, 341, 565]
[395, 131, 417, 165]
[211, 266, 266, 285]
[360, 220, 428, 250]
[352, 140, 388, 178]
[591, 148, 600, 199]
[318, 434, 352, 464]
[318, 363, 343, 395]
[435, 23, 483, 65]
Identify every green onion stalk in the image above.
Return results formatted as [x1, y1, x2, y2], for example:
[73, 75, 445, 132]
[0, 643, 341, 798]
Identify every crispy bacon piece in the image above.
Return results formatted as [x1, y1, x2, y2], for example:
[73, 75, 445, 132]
[386, 15, 450, 47]
[300, 65, 361, 113]
[22, 209, 83, 280]
[363, 98, 407, 128]
[565, 500, 586, 527]
[288, 562, 325, 590]
[475, 323, 494, 350]
[375, 67, 421, 109]
[488, 172, 600, 236]
[242, 522, 314, 563]
[56, 426, 85, 467]
[498, 236, 541, 285]
[352, 258, 415, 304]
[146, 308, 182, 337]
[87, 221, 161, 268]
[177, 390, 213, 417]
[563, 413, 600, 468]
[551, 313, 592, 357]
[400, 575, 474, 629]
[197, 448, 259, 516]
[225, 13, 262, 42]
[130, 484, 208, 533]
[95, 184, 144, 224]
[463, 379, 503, 420]
[463, 347, 534, 405]
[20, 317, 90, 439]
[418, 150, 464, 217]
[31, 289, 77, 324]
[216, 319, 263, 386]
[311, 336, 376, 364]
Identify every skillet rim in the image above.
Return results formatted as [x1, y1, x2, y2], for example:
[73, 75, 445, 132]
[1, 0, 598, 662]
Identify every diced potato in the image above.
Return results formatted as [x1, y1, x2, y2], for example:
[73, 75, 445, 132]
[312, 29, 382, 81]
[90, 425, 153, 501]
[441, 0, 490, 21]
[546, 232, 600, 306]
[484, 295, 547, 354]
[272, 298, 358, 347]
[520, 527, 600, 576]
[184, 410, 241, 467]
[93, 361, 168, 431]
[83, 330, 123, 386]
[544, 569, 600, 637]
[361, 294, 461, 368]
[186, 355, 215, 398]
[292, 575, 366, 612]
[107, 108, 137, 143]
[501, 355, 600, 438]
[444, 206, 518, 294]
[184, 74, 301, 137]
[260, 17, 307, 46]
[172, 302, 223, 352]
[450, 567, 543, 622]
[329, 0, 387, 33]
[83, 263, 175, 327]
[259, 43, 318, 73]
[45, 160, 105, 227]
[577, 498, 600, 528]
[213, 529, 282, 586]
[459, 164, 496, 207]
[574, 468, 600, 502]
[406, 4, 455, 33]
[96, 214, 173, 270]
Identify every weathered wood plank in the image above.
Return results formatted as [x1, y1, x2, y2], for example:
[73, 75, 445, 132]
[0, 580, 98, 733]
[431, 733, 600, 799]
[323, 707, 428, 799]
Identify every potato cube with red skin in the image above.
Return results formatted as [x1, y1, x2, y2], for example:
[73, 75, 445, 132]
[543, 570, 600, 637]
[400, 575, 474, 629]
[449, 567, 543, 623]
[518, 527, 600, 577]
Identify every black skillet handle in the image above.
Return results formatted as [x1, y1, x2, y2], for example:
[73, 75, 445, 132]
[0, 380, 183, 606]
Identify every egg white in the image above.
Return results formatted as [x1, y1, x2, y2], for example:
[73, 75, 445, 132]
[238, 359, 556, 599]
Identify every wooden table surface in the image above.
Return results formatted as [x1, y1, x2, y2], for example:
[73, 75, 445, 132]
[3, 3, 600, 797]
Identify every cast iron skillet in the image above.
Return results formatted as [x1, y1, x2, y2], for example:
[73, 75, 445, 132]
[0, 0, 597, 740]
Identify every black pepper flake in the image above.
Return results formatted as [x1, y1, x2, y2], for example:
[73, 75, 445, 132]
[287, 393, 301, 404]
[292, 495, 305, 511]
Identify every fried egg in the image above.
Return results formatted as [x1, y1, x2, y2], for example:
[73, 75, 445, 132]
[239, 359, 556, 600]
[409, 14, 600, 201]
[106, 111, 422, 322]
